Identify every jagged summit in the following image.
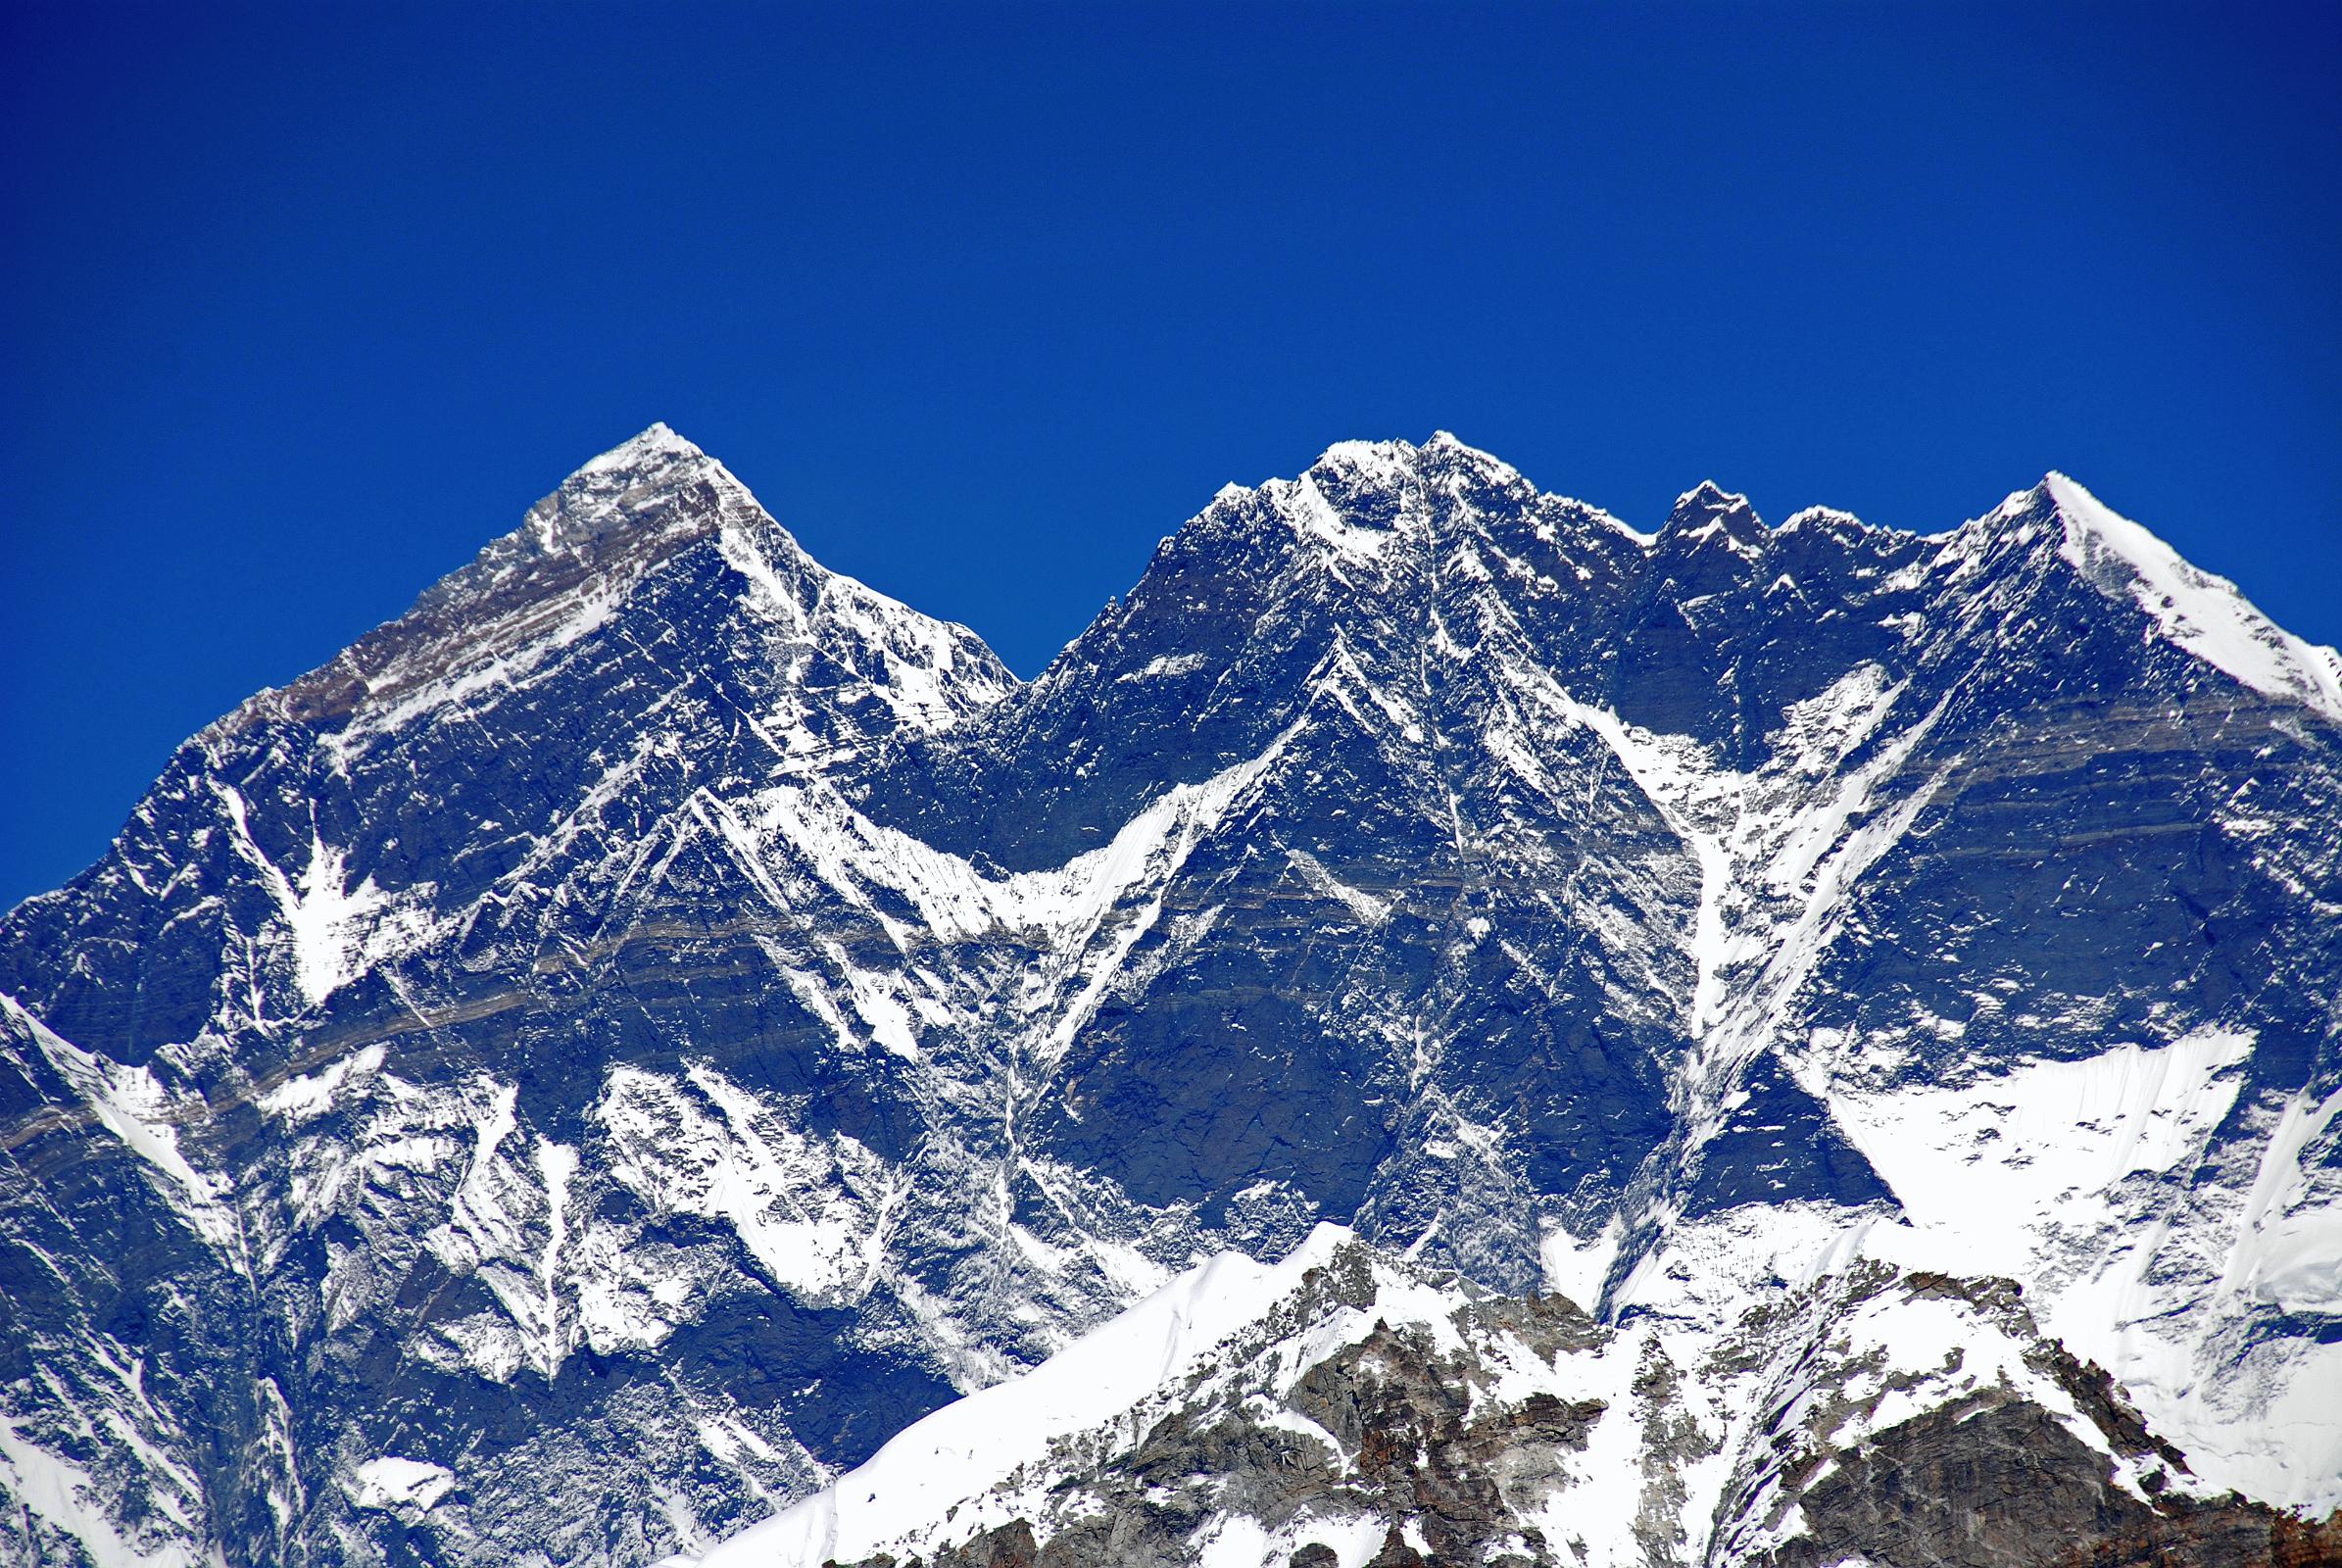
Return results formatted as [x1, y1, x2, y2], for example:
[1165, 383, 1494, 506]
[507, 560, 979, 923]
[517, 419, 729, 558]
[1912, 469, 2342, 724]
[1671, 476, 1749, 513]
[1299, 431, 1533, 498]
[220, 424, 1011, 741]
[2042, 469, 2342, 721]
[1663, 478, 1765, 548]
[4, 428, 2339, 1568]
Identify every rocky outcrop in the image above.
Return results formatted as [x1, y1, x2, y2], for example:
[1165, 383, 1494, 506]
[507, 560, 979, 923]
[1763, 1398, 2342, 1568]
[699, 1238, 2342, 1568]
[6, 432, 2340, 1566]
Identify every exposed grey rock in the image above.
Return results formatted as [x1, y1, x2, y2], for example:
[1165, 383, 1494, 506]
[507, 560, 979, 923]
[4, 432, 2338, 1565]
[739, 1238, 2337, 1568]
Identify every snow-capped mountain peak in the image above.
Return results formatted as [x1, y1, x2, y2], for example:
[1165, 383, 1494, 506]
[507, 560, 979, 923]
[574, 418, 707, 473]
[220, 420, 1010, 748]
[2041, 468, 2342, 722]
[518, 419, 725, 555]
[1664, 478, 1764, 544]
[3, 432, 2337, 1568]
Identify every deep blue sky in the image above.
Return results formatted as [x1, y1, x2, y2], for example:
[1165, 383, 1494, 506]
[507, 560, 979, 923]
[4, 2, 2337, 908]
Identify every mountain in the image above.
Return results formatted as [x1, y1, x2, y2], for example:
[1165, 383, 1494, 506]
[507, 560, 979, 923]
[1, 428, 2336, 1567]
[0, 427, 1014, 1565]
[692, 1229, 2341, 1568]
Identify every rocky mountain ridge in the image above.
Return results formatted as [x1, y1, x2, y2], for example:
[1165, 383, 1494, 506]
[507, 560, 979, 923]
[1, 427, 2336, 1566]
[690, 1229, 2341, 1568]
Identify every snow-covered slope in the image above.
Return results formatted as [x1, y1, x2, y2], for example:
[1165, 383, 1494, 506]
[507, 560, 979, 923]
[0, 427, 1020, 1566]
[683, 1225, 2331, 1568]
[2047, 470, 2342, 724]
[3, 430, 2337, 1567]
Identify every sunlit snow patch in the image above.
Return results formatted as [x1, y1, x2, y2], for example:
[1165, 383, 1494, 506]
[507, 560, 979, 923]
[1825, 1027, 2256, 1272]
[346, 1456, 455, 1514]
[691, 1226, 1362, 1568]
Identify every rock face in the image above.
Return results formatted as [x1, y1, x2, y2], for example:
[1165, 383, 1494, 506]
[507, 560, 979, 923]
[2, 428, 2337, 1566]
[692, 1233, 2339, 1568]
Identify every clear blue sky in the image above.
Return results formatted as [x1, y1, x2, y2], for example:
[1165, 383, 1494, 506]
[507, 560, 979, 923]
[3, 1, 2336, 909]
